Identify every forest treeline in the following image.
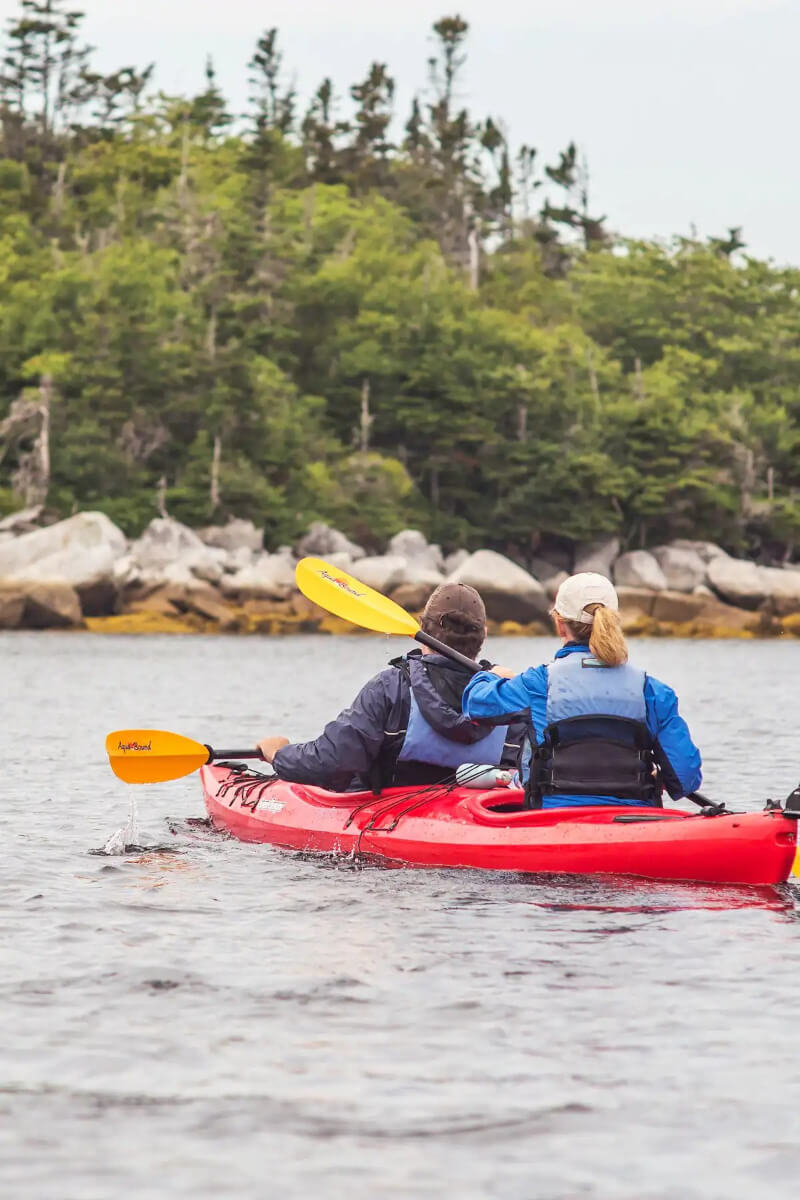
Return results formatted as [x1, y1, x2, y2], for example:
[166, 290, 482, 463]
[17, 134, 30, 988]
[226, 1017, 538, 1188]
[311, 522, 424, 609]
[0, 0, 798, 559]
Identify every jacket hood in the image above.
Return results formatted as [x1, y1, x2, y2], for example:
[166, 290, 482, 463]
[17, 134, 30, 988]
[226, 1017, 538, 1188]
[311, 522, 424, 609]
[406, 654, 495, 745]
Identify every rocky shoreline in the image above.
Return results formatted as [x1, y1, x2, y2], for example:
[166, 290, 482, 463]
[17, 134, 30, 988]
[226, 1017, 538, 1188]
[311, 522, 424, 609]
[0, 509, 798, 639]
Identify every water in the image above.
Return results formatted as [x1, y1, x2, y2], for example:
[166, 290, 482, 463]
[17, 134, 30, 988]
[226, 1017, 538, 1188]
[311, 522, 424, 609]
[2, 632, 800, 1199]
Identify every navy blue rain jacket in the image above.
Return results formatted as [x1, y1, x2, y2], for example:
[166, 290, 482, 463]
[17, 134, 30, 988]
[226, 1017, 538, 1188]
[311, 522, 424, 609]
[272, 650, 528, 793]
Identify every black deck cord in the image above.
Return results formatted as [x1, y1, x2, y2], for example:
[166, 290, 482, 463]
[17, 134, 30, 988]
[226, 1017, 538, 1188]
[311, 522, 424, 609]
[345, 762, 500, 831]
[363, 766, 493, 833]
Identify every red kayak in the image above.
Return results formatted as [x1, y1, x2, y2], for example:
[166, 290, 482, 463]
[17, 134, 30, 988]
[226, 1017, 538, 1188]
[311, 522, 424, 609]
[201, 764, 798, 885]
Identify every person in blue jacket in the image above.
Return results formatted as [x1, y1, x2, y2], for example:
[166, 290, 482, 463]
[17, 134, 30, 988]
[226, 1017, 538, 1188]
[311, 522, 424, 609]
[257, 583, 528, 793]
[462, 572, 702, 809]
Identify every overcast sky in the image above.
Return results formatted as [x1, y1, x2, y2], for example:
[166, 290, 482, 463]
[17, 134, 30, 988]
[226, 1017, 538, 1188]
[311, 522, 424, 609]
[8, 0, 797, 262]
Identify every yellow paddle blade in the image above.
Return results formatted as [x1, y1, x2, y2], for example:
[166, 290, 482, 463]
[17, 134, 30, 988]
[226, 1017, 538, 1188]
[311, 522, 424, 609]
[793, 847, 800, 878]
[106, 729, 210, 784]
[295, 556, 421, 637]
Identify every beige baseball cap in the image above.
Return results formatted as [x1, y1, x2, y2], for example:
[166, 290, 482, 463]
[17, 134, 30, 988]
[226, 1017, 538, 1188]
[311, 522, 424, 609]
[553, 572, 618, 623]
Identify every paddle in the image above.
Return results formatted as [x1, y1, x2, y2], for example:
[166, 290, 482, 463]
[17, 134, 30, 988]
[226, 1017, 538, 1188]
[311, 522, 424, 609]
[295, 556, 482, 672]
[106, 729, 263, 784]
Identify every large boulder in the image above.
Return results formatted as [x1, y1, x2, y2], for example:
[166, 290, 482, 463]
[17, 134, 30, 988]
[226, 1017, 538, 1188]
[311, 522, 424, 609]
[22, 582, 83, 628]
[613, 550, 667, 591]
[757, 566, 800, 616]
[0, 506, 45, 536]
[222, 546, 256, 574]
[707, 557, 767, 611]
[444, 549, 469, 576]
[389, 582, 438, 611]
[652, 545, 707, 593]
[616, 587, 657, 630]
[220, 552, 297, 600]
[350, 555, 408, 593]
[122, 518, 224, 590]
[295, 522, 365, 561]
[0, 511, 127, 616]
[529, 555, 565, 583]
[447, 549, 549, 623]
[351, 555, 444, 596]
[543, 570, 568, 601]
[386, 529, 445, 573]
[574, 537, 619, 577]
[198, 518, 263, 555]
[0, 586, 26, 629]
[670, 539, 728, 564]
[650, 591, 709, 624]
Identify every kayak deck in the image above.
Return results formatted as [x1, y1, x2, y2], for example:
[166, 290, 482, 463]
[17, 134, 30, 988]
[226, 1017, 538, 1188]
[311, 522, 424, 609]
[201, 765, 797, 886]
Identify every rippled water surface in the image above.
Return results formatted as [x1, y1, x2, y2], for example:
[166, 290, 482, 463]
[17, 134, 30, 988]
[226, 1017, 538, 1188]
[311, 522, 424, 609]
[3, 632, 800, 1199]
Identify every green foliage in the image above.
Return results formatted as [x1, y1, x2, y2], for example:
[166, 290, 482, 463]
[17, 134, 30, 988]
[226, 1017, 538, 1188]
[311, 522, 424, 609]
[0, 4, 798, 560]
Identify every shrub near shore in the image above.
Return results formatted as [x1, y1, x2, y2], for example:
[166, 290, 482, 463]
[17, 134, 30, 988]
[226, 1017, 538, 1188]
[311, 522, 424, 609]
[1, 9, 800, 565]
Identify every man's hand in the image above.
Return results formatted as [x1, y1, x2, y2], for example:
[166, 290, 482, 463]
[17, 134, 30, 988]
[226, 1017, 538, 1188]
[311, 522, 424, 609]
[490, 665, 517, 679]
[257, 735, 290, 763]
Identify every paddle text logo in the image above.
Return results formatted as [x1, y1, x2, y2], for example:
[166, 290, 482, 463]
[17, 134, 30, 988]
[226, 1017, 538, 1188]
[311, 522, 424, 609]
[319, 569, 365, 598]
[117, 740, 153, 753]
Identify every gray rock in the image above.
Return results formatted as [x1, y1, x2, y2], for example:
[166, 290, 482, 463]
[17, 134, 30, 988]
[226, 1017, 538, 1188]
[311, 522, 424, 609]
[574, 537, 620, 577]
[671, 539, 729, 564]
[352, 555, 444, 596]
[543, 570, 568, 601]
[444, 549, 469, 576]
[0, 511, 128, 615]
[613, 551, 667, 591]
[0, 505, 44, 535]
[220, 553, 297, 600]
[617, 587, 657, 617]
[320, 551, 353, 570]
[295, 522, 365, 561]
[198, 518, 263, 554]
[707, 556, 767, 610]
[389, 581, 440, 611]
[529, 555, 565, 583]
[22, 581, 83, 628]
[222, 546, 256, 574]
[124, 518, 224, 589]
[757, 566, 800, 616]
[387, 529, 445, 573]
[652, 545, 707, 592]
[0, 586, 26, 629]
[447, 549, 549, 623]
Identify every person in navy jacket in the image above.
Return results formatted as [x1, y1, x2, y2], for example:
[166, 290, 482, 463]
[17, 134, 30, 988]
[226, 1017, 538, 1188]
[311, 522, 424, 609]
[462, 572, 702, 809]
[257, 583, 528, 793]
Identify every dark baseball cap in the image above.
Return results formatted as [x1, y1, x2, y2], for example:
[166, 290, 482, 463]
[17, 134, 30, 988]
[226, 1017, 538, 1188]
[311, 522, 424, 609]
[422, 582, 486, 631]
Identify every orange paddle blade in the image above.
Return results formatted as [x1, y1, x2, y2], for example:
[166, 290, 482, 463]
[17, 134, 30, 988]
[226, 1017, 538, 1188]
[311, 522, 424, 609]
[106, 729, 210, 784]
[295, 556, 420, 636]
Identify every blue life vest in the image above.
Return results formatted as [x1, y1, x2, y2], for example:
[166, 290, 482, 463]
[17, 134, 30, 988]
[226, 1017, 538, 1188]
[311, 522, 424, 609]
[546, 652, 647, 724]
[529, 651, 659, 808]
[398, 689, 508, 769]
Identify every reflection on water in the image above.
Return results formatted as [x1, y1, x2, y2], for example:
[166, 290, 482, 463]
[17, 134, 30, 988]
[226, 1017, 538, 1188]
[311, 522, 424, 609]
[2, 632, 800, 1199]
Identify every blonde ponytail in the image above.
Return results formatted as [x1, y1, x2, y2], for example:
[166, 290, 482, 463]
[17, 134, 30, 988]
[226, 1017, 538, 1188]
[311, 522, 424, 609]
[587, 603, 628, 666]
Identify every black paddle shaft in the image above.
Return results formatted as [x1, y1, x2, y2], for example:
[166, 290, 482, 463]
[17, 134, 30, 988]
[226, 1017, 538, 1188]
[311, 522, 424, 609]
[414, 630, 483, 673]
[205, 745, 264, 761]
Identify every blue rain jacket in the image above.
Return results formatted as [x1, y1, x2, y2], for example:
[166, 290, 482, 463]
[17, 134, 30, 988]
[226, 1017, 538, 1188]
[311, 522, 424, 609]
[462, 643, 702, 808]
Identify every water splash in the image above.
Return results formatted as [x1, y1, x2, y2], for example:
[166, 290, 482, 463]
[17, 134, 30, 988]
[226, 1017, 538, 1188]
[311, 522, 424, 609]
[101, 791, 140, 855]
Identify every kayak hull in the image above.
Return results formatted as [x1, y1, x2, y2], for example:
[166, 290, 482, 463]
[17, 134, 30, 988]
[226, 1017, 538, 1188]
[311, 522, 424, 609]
[201, 766, 797, 886]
